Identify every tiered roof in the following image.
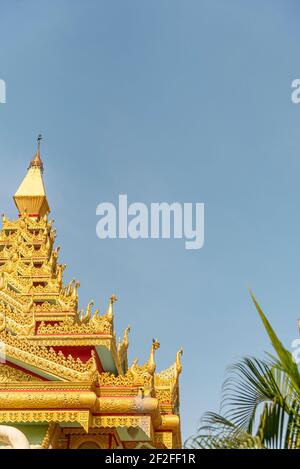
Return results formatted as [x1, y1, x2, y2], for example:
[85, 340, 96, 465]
[0, 138, 183, 449]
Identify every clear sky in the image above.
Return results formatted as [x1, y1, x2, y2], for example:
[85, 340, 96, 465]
[0, 0, 300, 440]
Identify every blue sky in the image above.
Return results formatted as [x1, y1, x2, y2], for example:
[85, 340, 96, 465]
[0, 0, 300, 440]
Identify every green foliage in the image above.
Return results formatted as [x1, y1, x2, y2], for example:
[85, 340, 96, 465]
[187, 292, 300, 449]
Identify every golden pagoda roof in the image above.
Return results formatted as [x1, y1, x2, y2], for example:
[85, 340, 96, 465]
[0, 139, 183, 449]
[13, 135, 50, 218]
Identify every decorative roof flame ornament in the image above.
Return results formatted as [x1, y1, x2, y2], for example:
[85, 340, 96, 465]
[106, 294, 117, 323]
[80, 300, 94, 324]
[175, 348, 183, 380]
[123, 325, 131, 348]
[118, 325, 131, 354]
[70, 280, 80, 306]
[147, 338, 160, 376]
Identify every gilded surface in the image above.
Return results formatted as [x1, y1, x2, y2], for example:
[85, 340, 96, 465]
[0, 410, 90, 432]
[92, 415, 152, 439]
[0, 145, 183, 448]
[0, 364, 42, 382]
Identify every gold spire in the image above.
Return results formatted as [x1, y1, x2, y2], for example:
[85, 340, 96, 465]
[29, 134, 44, 172]
[13, 135, 50, 218]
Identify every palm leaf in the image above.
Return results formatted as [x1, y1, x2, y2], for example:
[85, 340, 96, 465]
[249, 290, 300, 393]
[189, 291, 300, 449]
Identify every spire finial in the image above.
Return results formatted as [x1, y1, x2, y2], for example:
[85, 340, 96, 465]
[110, 294, 117, 305]
[29, 134, 44, 172]
[37, 133, 42, 153]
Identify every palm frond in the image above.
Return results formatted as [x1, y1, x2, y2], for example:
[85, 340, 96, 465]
[250, 291, 300, 393]
[190, 292, 300, 449]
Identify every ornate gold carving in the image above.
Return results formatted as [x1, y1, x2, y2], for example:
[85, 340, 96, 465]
[98, 368, 152, 387]
[154, 431, 173, 449]
[0, 364, 42, 382]
[0, 390, 96, 409]
[117, 339, 161, 390]
[154, 349, 183, 412]
[32, 301, 75, 314]
[0, 410, 90, 432]
[40, 423, 59, 449]
[0, 332, 97, 381]
[92, 415, 151, 439]
[37, 316, 112, 336]
[0, 302, 33, 326]
[155, 349, 183, 387]
[154, 388, 172, 405]
[0, 304, 35, 336]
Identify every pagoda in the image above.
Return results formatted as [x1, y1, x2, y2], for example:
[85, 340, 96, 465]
[0, 137, 183, 449]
